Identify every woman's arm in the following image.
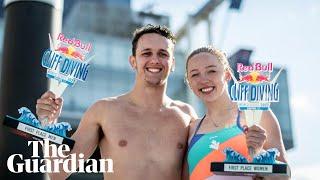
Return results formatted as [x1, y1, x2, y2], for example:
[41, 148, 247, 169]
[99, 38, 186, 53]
[260, 110, 291, 180]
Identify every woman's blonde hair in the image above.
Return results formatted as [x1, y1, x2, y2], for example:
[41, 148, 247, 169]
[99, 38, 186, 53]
[185, 46, 232, 85]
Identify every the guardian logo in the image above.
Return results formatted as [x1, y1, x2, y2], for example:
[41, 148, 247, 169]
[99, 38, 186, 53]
[7, 139, 114, 173]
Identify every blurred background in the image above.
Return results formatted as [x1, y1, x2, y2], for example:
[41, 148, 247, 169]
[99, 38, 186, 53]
[0, 0, 319, 179]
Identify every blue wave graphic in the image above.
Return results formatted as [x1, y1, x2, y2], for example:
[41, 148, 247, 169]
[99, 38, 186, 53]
[224, 147, 280, 164]
[17, 107, 72, 137]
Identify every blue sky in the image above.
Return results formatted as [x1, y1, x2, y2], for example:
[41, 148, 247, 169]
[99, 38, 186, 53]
[133, 0, 320, 179]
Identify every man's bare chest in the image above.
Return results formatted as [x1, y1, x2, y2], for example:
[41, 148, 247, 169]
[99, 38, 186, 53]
[100, 109, 189, 151]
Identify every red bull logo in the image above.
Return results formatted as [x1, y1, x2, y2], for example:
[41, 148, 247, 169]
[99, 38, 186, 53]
[55, 45, 85, 61]
[43, 32, 94, 86]
[239, 71, 270, 84]
[54, 33, 93, 61]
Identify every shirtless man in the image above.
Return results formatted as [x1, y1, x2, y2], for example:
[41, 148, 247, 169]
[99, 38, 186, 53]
[36, 25, 198, 179]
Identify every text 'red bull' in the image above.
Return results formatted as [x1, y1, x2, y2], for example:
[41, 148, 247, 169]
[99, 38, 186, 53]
[57, 33, 92, 52]
[237, 63, 273, 73]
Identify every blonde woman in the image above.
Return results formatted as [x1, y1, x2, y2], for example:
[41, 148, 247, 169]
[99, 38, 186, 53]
[184, 46, 289, 180]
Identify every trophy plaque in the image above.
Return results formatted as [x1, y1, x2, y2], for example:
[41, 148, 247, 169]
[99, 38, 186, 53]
[3, 33, 94, 149]
[211, 62, 289, 176]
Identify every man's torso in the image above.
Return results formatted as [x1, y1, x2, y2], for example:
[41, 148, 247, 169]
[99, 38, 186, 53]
[95, 95, 192, 179]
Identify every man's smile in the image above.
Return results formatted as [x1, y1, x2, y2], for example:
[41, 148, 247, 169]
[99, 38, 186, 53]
[146, 67, 163, 73]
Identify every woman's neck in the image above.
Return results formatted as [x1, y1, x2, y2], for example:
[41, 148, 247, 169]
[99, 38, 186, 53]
[204, 91, 238, 126]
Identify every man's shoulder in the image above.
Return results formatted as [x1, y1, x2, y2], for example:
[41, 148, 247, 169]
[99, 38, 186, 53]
[170, 100, 198, 119]
[88, 95, 128, 112]
[171, 100, 192, 111]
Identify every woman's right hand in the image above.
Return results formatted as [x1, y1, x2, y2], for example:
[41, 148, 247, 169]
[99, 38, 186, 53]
[245, 124, 267, 155]
[36, 91, 63, 125]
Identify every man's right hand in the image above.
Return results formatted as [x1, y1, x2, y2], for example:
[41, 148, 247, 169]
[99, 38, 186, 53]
[36, 91, 63, 124]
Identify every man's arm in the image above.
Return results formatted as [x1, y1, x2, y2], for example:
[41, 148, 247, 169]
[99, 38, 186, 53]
[178, 102, 198, 180]
[49, 102, 102, 180]
[181, 118, 199, 180]
[37, 91, 104, 179]
[182, 153, 189, 180]
[50, 101, 104, 179]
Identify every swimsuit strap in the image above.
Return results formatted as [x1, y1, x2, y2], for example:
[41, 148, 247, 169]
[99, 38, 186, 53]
[236, 110, 241, 124]
[236, 110, 245, 132]
[193, 115, 206, 135]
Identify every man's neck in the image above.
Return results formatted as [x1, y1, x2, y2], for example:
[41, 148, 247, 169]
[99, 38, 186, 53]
[128, 81, 170, 110]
